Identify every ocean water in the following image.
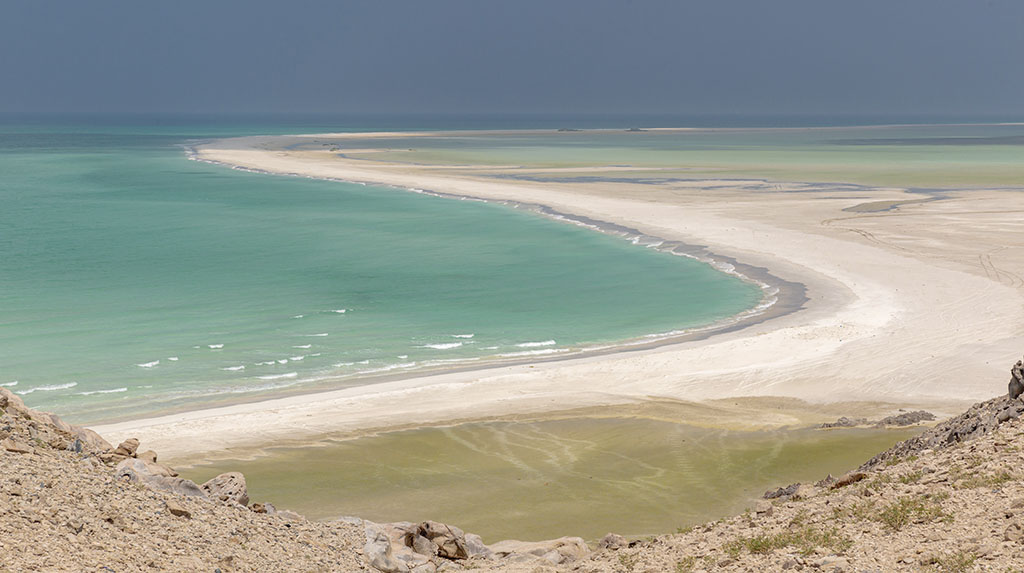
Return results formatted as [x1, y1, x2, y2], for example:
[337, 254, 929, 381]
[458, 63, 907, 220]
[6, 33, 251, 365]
[0, 117, 767, 423]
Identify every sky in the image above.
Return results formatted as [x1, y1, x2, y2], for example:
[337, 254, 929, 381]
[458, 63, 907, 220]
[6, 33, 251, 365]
[2, 0, 1023, 117]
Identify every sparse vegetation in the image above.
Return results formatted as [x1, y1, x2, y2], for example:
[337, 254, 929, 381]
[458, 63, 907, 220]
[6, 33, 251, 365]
[723, 526, 852, 557]
[876, 495, 953, 531]
[674, 556, 696, 572]
[923, 550, 976, 572]
[955, 470, 1015, 490]
[898, 470, 924, 484]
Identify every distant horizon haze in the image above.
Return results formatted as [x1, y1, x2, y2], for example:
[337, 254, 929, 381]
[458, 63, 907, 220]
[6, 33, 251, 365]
[1, 0, 1022, 116]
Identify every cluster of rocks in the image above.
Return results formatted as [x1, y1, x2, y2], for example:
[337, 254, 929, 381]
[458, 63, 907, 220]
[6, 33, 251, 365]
[818, 410, 936, 429]
[859, 395, 1024, 471]
[361, 518, 592, 572]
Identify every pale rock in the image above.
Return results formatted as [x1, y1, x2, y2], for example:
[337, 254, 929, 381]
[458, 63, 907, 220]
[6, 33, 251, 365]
[365, 524, 410, 573]
[114, 458, 207, 498]
[489, 536, 590, 565]
[753, 500, 773, 516]
[598, 532, 626, 550]
[463, 533, 493, 559]
[113, 438, 140, 457]
[137, 450, 157, 464]
[418, 520, 469, 560]
[164, 499, 190, 519]
[201, 471, 249, 506]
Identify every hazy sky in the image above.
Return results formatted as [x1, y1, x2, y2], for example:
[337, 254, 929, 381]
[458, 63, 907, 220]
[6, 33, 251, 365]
[2, 0, 1023, 116]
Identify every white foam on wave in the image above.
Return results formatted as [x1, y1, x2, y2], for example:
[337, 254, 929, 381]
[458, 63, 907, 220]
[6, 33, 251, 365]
[259, 372, 298, 380]
[515, 340, 556, 348]
[0, 381, 17, 387]
[451, 333, 474, 339]
[304, 333, 329, 337]
[357, 360, 370, 364]
[137, 360, 160, 368]
[18, 382, 78, 395]
[397, 355, 408, 359]
[226, 380, 299, 394]
[255, 361, 277, 366]
[208, 344, 224, 349]
[168, 357, 179, 361]
[292, 315, 304, 319]
[499, 348, 569, 358]
[333, 362, 355, 367]
[277, 359, 289, 364]
[290, 355, 305, 361]
[310, 352, 321, 357]
[221, 365, 245, 371]
[482, 346, 499, 350]
[76, 387, 128, 396]
[292, 344, 312, 349]
[358, 362, 417, 375]
[326, 309, 347, 314]
[419, 342, 463, 350]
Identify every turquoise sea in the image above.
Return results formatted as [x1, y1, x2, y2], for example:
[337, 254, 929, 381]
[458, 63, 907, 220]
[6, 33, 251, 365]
[6, 115, 1021, 425]
[0, 115, 770, 424]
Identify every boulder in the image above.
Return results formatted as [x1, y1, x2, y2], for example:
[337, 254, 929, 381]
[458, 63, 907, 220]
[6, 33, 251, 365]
[830, 472, 868, 490]
[489, 536, 590, 565]
[0, 388, 112, 454]
[1011, 359, 1024, 400]
[463, 533, 493, 559]
[597, 533, 626, 551]
[365, 524, 411, 573]
[137, 449, 158, 463]
[201, 472, 249, 507]
[115, 458, 207, 499]
[73, 427, 113, 453]
[417, 521, 468, 560]
[874, 410, 936, 427]
[764, 483, 801, 499]
[114, 438, 140, 457]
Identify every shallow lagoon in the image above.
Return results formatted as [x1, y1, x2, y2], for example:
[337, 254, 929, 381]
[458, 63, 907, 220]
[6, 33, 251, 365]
[184, 406, 920, 542]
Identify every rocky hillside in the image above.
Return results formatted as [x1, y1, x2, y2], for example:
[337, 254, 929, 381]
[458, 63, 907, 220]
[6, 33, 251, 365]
[557, 396, 1024, 572]
[0, 389, 365, 572]
[5, 374, 1024, 572]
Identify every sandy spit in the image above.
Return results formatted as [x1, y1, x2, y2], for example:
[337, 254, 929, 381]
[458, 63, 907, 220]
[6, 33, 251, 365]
[94, 132, 1024, 462]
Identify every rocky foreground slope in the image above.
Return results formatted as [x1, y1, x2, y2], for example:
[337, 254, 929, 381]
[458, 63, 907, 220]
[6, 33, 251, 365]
[4, 380, 1024, 572]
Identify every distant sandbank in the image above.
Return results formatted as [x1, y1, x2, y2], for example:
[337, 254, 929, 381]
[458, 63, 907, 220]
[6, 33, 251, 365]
[95, 130, 1024, 462]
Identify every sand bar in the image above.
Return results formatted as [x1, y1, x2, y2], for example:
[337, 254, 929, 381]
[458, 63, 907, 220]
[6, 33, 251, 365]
[94, 131, 1024, 462]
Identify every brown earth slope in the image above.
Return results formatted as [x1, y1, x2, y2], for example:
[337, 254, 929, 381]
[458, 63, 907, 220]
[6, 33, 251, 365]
[5, 385, 1024, 572]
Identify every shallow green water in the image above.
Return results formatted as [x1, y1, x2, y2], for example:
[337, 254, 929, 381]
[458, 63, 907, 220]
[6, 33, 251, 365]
[183, 416, 920, 542]
[334, 124, 1024, 188]
[0, 118, 764, 422]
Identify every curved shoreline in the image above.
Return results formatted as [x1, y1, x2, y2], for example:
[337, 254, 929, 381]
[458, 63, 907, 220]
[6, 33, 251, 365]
[93, 130, 1024, 462]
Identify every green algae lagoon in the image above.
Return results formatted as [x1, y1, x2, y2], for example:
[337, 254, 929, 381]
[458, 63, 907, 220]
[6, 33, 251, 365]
[183, 406, 922, 542]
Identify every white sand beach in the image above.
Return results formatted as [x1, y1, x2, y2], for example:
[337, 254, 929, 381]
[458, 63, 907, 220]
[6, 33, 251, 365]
[94, 131, 1024, 463]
